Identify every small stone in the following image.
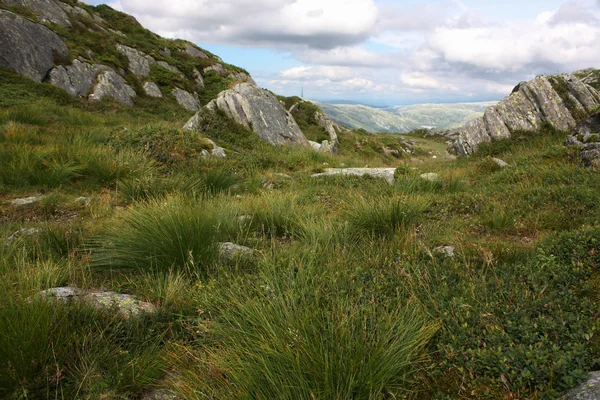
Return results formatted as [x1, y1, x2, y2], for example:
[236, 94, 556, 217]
[274, 173, 291, 179]
[75, 197, 91, 206]
[261, 180, 274, 189]
[217, 242, 254, 261]
[420, 173, 440, 182]
[492, 158, 510, 168]
[5, 228, 40, 243]
[434, 246, 456, 258]
[142, 389, 178, 400]
[10, 196, 44, 206]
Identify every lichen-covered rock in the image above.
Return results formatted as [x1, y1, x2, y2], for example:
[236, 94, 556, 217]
[40, 287, 157, 318]
[565, 112, 600, 167]
[56, 1, 91, 19]
[452, 74, 600, 155]
[10, 195, 44, 206]
[172, 88, 200, 112]
[193, 68, 205, 90]
[201, 139, 226, 158]
[315, 111, 339, 153]
[3, 0, 71, 26]
[184, 43, 208, 59]
[89, 70, 136, 106]
[434, 246, 455, 258]
[116, 44, 155, 77]
[156, 61, 183, 77]
[229, 71, 256, 85]
[312, 168, 397, 184]
[564, 372, 600, 399]
[0, 9, 69, 82]
[201, 83, 309, 147]
[203, 63, 226, 77]
[492, 158, 510, 168]
[420, 173, 440, 182]
[143, 81, 163, 98]
[49, 59, 111, 97]
[217, 242, 254, 261]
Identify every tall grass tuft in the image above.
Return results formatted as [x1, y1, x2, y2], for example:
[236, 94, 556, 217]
[91, 196, 238, 273]
[346, 196, 429, 238]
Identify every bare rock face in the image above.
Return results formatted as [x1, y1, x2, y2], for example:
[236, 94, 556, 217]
[203, 63, 226, 77]
[89, 70, 136, 106]
[116, 44, 155, 77]
[3, 0, 71, 26]
[184, 43, 208, 59]
[565, 112, 600, 167]
[0, 9, 69, 82]
[452, 74, 600, 155]
[49, 59, 111, 97]
[564, 372, 600, 400]
[172, 88, 200, 112]
[314, 111, 340, 153]
[202, 83, 309, 147]
[143, 81, 163, 98]
[193, 68, 205, 90]
[229, 71, 256, 86]
[312, 168, 397, 184]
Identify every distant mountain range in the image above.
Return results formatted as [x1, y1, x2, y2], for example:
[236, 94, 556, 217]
[313, 101, 498, 133]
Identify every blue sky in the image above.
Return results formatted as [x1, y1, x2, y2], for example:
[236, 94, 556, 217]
[84, 0, 600, 106]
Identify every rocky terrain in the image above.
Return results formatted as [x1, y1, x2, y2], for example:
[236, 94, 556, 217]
[1, 1, 600, 399]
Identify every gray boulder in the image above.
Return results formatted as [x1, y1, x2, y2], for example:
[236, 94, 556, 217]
[229, 71, 256, 86]
[565, 113, 600, 167]
[89, 70, 136, 106]
[143, 81, 163, 98]
[49, 59, 111, 97]
[564, 372, 600, 399]
[3, 0, 71, 26]
[203, 63, 226, 77]
[184, 43, 208, 59]
[193, 68, 205, 90]
[420, 173, 440, 182]
[116, 44, 155, 77]
[202, 83, 309, 147]
[5, 228, 40, 243]
[172, 88, 200, 112]
[434, 246, 455, 258]
[312, 168, 397, 184]
[492, 158, 510, 168]
[0, 9, 69, 82]
[57, 2, 91, 19]
[217, 242, 254, 261]
[314, 111, 339, 153]
[452, 74, 600, 155]
[40, 287, 157, 319]
[201, 139, 226, 158]
[10, 195, 44, 206]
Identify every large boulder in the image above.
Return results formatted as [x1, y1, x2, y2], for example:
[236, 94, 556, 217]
[183, 43, 208, 59]
[116, 44, 155, 77]
[3, 0, 71, 26]
[143, 81, 163, 98]
[201, 83, 309, 147]
[452, 74, 600, 155]
[89, 70, 136, 106]
[0, 9, 69, 82]
[49, 59, 111, 97]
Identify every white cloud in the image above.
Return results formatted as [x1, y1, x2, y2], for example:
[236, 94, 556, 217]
[110, 0, 379, 49]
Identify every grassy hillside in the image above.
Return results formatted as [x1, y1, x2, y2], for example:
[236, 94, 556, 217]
[1, 66, 600, 399]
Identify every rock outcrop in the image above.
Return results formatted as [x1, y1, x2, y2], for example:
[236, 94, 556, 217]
[565, 112, 600, 167]
[452, 74, 600, 155]
[49, 59, 111, 97]
[312, 168, 397, 184]
[313, 111, 340, 153]
[0, 9, 69, 82]
[89, 70, 136, 106]
[202, 83, 309, 146]
[3, 0, 72, 26]
[143, 81, 163, 98]
[172, 88, 199, 112]
[564, 372, 600, 399]
[116, 44, 155, 77]
[184, 43, 208, 59]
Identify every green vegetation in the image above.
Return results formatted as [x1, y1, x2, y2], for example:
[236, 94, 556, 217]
[1, 17, 600, 399]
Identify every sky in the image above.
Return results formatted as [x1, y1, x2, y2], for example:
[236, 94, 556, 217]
[83, 0, 600, 106]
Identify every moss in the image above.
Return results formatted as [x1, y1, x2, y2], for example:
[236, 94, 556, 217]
[198, 71, 233, 105]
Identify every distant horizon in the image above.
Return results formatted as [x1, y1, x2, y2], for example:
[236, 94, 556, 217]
[84, 0, 600, 104]
[310, 97, 502, 109]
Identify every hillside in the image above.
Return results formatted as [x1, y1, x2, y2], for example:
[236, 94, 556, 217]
[314, 100, 497, 133]
[2, 1, 600, 399]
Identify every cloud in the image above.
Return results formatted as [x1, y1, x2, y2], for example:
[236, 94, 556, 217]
[110, 0, 379, 49]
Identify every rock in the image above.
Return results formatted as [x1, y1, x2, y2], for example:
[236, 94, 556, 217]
[172, 88, 200, 112]
[157, 61, 183, 76]
[565, 113, 600, 167]
[202, 83, 309, 147]
[89, 70, 136, 106]
[40, 287, 157, 318]
[0, 9, 69, 82]
[289, 103, 300, 113]
[201, 139, 226, 158]
[143, 81, 163, 98]
[10, 195, 44, 206]
[563, 371, 600, 399]
[193, 69, 205, 90]
[184, 43, 208, 59]
[492, 158, 510, 168]
[229, 71, 256, 85]
[452, 74, 600, 155]
[261, 180, 274, 189]
[434, 246, 455, 258]
[159, 48, 171, 57]
[49, 59, 111, 97]
[575, 68, 600, 91]
[116, 44, 156, 77]
[3, 0, 71, 26]
[203, 63, 226, 77]
[312, 168, 397, 184]
[57, 2, 91, 19]
[217, 242, 254, 261]
[420, 173, 440, 182]
[274, 173, 291, 179]
[74, 196, 91, 206]
[142, 389, 178, 400]
[5, 228, 40, 243]
[314, 111, 339, 153]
